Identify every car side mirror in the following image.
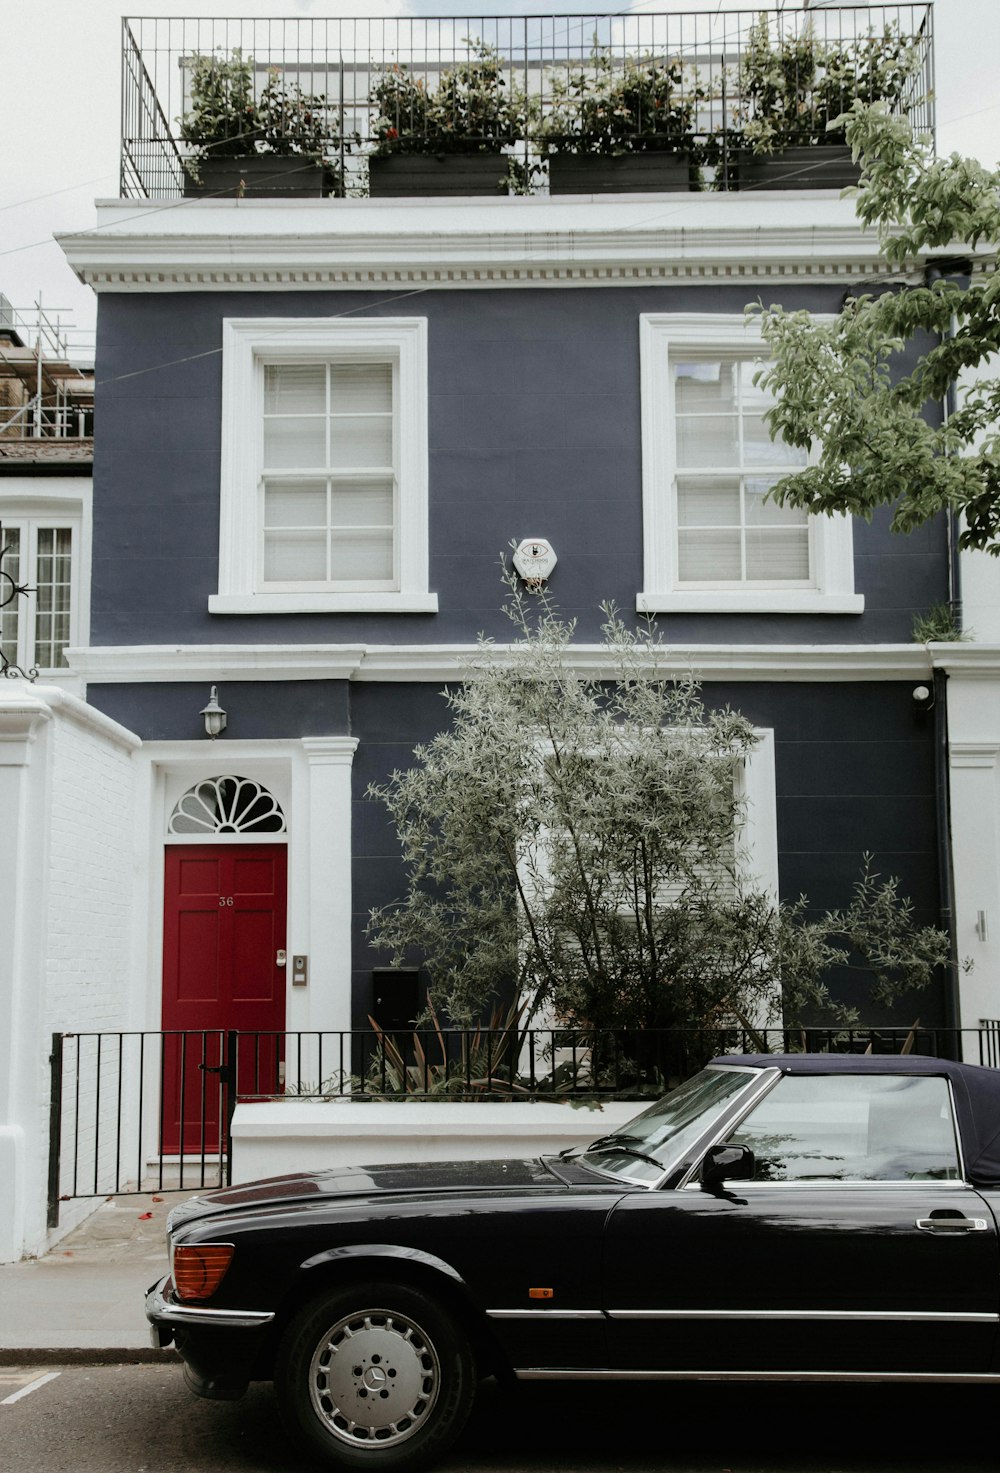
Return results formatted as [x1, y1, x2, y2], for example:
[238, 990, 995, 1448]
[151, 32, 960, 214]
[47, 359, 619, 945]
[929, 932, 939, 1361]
[701, 1142, 755, 1189]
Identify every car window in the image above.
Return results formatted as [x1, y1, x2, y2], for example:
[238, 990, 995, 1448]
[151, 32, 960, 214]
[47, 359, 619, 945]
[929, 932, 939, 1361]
[726, 1073, 961, 1182]
[580, 1065, 762, 1183]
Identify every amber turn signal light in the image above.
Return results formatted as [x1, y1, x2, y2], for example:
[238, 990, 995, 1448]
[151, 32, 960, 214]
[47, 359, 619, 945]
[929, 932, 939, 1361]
[173, 1243, 234, 1301]
[528, 1287, 554, 1300]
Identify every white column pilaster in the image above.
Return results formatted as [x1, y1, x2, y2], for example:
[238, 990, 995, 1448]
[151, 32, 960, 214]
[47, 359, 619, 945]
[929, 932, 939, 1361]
[298, 737, 359, 1042]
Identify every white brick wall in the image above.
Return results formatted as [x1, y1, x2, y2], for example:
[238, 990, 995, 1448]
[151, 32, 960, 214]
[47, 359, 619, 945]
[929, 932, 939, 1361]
[45, 704, 140, 1229]
[0, 684, 140, 1258]
[44, 709, 137, 1035]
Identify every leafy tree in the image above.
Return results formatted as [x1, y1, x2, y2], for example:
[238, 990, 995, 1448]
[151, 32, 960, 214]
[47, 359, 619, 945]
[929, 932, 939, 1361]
[752, 102, 1000, 552]
[368, 581, 948, 1036]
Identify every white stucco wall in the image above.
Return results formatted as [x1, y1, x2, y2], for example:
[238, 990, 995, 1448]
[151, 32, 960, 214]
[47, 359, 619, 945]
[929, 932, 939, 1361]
[231, 1099, 643, 1183]
[958, 356, 1000, 642]
[941, 653, 1000, 1030]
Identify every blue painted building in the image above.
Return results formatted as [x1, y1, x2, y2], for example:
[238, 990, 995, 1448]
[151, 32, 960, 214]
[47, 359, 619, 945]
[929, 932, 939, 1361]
[57, 181, 957, 1040]
[58, 2, 987, 1057]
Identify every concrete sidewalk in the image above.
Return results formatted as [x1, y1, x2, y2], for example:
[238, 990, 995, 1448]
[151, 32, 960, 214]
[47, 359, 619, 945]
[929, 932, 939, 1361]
[0, 1192, 189, 1363]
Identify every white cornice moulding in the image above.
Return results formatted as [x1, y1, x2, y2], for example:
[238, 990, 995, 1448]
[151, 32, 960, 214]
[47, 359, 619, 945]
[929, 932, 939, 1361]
[58, 194, 906, 290]
[301, 736, 360, 765]
[65, 644, 367, 682]
[67, 643, 934, 685]
[950, 743, 1000, 769]
[931, 643, 1000, 678]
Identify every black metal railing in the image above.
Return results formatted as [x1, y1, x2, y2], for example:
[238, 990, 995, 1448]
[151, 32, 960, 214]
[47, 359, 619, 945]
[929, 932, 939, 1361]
[48, 1021, 1000, 1223]
[120, 7, 934, 199]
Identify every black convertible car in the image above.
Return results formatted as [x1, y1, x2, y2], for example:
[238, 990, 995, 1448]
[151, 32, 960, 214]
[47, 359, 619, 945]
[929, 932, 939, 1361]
[147, 1054, 1000, 1470]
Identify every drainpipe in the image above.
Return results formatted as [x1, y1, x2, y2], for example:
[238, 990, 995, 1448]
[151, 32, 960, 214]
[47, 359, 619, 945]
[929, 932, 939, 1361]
[923, 257, 972, 1044]
[923, 257, 971, 627]
[932, 665, 960, 1040]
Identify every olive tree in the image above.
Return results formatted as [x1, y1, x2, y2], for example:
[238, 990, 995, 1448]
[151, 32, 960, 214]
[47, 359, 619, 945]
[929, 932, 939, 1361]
[367, 583, 947, 1037]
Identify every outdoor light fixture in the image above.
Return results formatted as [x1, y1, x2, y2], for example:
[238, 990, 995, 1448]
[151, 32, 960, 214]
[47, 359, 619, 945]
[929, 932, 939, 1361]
[201, 685, 227, 739]
[912, 684, 934, 712]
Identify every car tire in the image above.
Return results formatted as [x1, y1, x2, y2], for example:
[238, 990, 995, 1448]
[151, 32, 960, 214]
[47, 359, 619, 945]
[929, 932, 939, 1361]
[275, 1280, 476, 1471]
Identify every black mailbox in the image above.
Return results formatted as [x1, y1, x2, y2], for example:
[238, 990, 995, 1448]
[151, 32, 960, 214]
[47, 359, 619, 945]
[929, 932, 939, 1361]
[371, 968, 420, 1031]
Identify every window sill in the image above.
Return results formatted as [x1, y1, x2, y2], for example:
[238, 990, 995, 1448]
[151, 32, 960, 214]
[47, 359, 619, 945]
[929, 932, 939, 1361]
[637, 591, 865, 615]
[209, 592, 439, 615]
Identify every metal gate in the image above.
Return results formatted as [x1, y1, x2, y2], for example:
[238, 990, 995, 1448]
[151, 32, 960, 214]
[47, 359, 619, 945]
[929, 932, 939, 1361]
[47, 1029, 238, 1228]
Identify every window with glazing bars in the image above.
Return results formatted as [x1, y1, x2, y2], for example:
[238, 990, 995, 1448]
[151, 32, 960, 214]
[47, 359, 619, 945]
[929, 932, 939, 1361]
[0, 521, 74, 670]
[260, 362, 395, 589]
[672, 357, 811, 586]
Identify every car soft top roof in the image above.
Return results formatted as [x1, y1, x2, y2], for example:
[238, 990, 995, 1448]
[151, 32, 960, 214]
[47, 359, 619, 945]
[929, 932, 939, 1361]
[709, 1053, 1000, 1188]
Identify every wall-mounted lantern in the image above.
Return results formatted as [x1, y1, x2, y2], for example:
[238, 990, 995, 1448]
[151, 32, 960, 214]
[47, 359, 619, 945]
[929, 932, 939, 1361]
[200, 685, 228, 739]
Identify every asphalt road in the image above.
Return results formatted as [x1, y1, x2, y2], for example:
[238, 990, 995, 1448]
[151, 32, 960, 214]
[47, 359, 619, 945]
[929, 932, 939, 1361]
[1, 1362, 996, 1472]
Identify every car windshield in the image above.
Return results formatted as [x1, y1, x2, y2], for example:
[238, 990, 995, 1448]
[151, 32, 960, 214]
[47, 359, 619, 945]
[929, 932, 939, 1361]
[578, 1065, 763, 1184]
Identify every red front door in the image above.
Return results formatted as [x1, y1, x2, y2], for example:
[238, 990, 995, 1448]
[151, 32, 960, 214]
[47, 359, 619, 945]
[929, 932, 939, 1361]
[161, 845, 287, 1154]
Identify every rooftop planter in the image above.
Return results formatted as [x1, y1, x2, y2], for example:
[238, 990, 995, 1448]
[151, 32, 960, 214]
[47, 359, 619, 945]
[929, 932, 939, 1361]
[541, 48, 703, 195]
[367, 42, 525, 197]
[118, 11, 934, 200]
[722, 17, 921, 191]
[179, 49, 347, 198]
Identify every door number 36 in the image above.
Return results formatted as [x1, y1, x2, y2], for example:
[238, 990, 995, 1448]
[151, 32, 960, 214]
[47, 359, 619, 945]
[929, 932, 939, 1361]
[218, 896, 234, 906]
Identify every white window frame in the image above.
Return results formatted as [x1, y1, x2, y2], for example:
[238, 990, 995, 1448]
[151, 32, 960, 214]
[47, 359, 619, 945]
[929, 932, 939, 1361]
[523, 727, 780, 1039]
[638, 313, 862, 615]
[529, 726, 777, 902]
[0, 494, 86, 674]
[210, 317, 437, 615]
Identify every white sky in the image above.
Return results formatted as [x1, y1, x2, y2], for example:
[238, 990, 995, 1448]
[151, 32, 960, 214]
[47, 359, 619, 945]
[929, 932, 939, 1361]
[2, 0, 998, 354]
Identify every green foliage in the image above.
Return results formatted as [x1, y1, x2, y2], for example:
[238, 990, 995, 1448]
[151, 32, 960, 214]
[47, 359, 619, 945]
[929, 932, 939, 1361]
[912, 603, 967, 643]
[179, 49, 256, 158]
[179, 50, 345, 170]
[736, 18, 920, 155]
[362, 997, 528, 1096]
[752, 103, 1000, 552]
[253, 71, 333, 158]
[369, 41, 525, 157]
[779, 857, 950, 1021]
[368, 580, 948, 1034]
[541, 47, 701, 157]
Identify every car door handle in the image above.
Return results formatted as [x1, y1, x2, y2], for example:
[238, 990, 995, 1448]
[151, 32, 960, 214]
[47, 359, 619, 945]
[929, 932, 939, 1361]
[915, 1216, 989, 1233]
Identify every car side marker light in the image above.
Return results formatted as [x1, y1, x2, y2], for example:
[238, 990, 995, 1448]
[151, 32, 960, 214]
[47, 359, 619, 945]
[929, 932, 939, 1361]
[529, 1288, 554, 1299]
[173, 1244, 235, 1301]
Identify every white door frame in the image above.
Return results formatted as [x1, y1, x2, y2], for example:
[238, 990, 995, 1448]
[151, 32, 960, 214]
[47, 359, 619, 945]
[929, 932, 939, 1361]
[132, 737, 358, 1043]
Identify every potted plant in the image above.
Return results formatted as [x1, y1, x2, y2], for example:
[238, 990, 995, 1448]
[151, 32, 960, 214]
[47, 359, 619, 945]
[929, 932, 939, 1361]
[367, 41, 525, 197]
[724, 17, 920, 191]
[540, 48, 703, 194]
[180, 50, 347, 198]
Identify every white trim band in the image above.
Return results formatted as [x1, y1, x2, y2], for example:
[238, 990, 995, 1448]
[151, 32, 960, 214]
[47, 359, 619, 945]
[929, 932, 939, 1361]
[66, 642, 934, 685]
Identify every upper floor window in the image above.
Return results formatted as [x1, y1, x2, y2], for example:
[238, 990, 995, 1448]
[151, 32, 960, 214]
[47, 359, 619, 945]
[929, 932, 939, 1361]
[0, 514, 79, 673]
[638, 314, 863, 616]
[210, 318, 436, 616]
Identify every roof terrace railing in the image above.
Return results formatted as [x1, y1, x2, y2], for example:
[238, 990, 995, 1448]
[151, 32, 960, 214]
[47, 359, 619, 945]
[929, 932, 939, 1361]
[121, 7, 934, 200]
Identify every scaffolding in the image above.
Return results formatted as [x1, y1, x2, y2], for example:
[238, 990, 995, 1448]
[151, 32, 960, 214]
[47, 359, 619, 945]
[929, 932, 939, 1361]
[0, 295, 95, 442]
